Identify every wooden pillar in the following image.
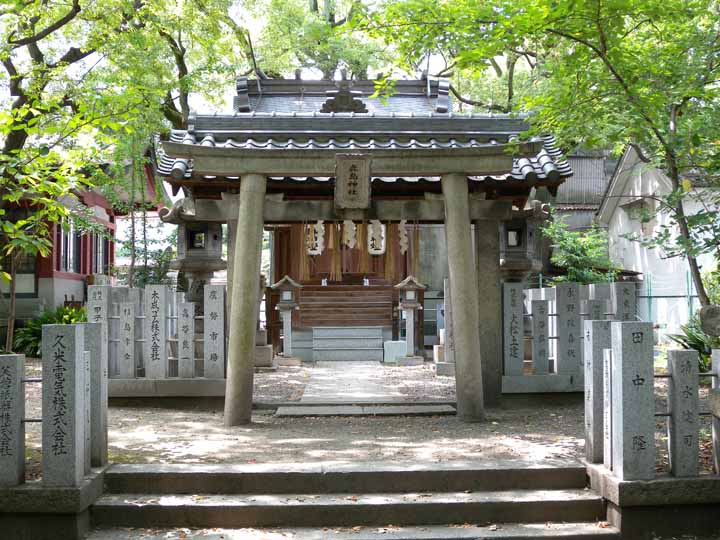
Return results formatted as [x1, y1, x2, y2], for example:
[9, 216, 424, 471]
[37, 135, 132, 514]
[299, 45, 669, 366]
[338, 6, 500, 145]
[224, 175, 266, 426]
[442, 173, 485, 421]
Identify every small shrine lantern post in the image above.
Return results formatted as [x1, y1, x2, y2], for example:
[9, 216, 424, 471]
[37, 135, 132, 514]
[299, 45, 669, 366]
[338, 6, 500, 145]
[395, 276, 426, 366]
[271, 275, 302, 359]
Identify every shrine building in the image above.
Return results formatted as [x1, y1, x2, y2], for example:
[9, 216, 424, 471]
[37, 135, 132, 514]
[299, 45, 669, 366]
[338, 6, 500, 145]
[157, 74, 572, 423]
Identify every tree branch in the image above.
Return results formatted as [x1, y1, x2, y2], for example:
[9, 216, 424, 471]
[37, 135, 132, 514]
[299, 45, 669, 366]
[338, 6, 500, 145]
[9, 0, 80, 48]
[448, 84, 509, 113]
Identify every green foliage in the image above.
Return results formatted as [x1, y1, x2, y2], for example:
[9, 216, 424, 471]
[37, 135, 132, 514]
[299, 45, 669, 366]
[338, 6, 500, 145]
[542, 214, 619, 285]
[254, 0, 388, 79]
[367, 0, 720, 303]
[13, 306, 87, 358]
[667, 315, 717, 372]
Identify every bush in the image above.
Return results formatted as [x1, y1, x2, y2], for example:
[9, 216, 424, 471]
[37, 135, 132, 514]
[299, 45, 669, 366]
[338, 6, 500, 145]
[667, 314, 718, 372]
[13, 305, 87, 357]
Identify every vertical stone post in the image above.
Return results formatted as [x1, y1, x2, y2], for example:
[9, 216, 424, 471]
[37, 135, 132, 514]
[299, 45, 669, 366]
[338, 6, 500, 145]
[612, 282, 637, 321]
[585, 299, 605, 322]
[442, 173, 484, 420]
[144, 285, 168, 379]
[178, 302, 196, 378]
[502, 283, 524, 376]
[204, 285, 226, 379]
[80, 323, 107, 468]
[474, 219, 502, 405]
[584, 320, 611, 464]
[280, 310, 293, 356]
[589, 283, 611, 319]
[82, 350, 91, 475]
[713, 350, 720, 474]
[556, 282, 582, 376]
[0, 354, 25, 487]
[117, 302, 136, 378]
[603, 349, 613, 471]
[225, 174, 267, 426]
[87, 285, 111, 374]
[610, 321, 655, 481]
[443, 278, 455, 365]
[42, 324, 86, 487]
[531, 300, 549, 375]
[668, 350, 699, 477]
[226, 219, 237, 314]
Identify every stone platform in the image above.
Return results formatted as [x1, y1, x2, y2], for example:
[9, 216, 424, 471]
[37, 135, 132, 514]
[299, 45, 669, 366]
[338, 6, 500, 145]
[275, 404, 456, 417]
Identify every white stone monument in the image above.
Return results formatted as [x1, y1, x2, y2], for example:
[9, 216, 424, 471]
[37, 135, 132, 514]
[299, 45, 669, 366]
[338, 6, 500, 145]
[531, 300, 549, 375]
[502, 282, 524, 376]
[178, 302, 196, 378]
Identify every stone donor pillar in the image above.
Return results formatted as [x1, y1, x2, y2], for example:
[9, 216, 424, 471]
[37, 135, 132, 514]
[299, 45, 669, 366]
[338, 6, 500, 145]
[442, 173, 484, 421]
[225, 174, 267, 426]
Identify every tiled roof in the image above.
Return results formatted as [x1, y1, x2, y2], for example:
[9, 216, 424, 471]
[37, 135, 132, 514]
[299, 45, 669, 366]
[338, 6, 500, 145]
[157, 129, 570, 184]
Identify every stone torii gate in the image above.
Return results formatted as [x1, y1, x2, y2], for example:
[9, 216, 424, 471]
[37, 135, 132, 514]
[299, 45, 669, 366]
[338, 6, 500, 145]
[157, 76, 572, 425]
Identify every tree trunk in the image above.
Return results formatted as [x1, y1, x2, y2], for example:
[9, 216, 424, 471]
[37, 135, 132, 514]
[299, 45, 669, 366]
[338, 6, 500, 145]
[667, 157, 710, 306]
[128, 159, 137, 288]
[5, 254, 17, 352]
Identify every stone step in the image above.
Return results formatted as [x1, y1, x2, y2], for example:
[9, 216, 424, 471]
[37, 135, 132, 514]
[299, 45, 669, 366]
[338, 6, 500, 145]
[91, 489, 605, 529]
[313, 338, 384, 349]
[103, 463, 589, 495]
[313, 326, 385, 338]
[275, 404, 457, 417]
[301, 320, 392, 328]
[88, 522, 620, 540]
[313, 349, 384, 362]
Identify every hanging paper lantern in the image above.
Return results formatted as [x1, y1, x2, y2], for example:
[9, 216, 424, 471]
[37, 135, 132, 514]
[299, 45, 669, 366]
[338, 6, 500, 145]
[342, 220, 357, 248]
[306, 220, 325, 255]
[398, 219, 409, 255]
[368, 220, 386, 255]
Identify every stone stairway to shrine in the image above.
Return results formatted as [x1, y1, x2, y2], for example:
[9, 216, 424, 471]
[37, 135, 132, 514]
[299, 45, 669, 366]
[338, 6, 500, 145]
[312, 326, 385, 361]
[90, 461, 619, 539]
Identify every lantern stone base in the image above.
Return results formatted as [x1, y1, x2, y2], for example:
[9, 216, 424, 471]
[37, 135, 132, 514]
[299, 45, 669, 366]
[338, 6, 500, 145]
[254, 345, 274, 367]
[434, 361, 456, 377]
[383, 341, 407, 364]
[275, 355, 302, 367]
[397, 355, 425, 366]
[433, 345, 444, 363]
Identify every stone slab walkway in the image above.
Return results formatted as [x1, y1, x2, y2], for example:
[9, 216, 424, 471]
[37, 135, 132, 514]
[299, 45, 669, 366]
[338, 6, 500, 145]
[300, 361, 428, 404]
[276, 404, 457, 417]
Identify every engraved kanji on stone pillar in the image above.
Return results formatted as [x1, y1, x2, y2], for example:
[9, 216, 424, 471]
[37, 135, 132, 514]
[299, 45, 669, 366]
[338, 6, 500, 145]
[178, 302, 196, 378]
[584, 320, 611, 464]
[117, 302, 136, 379]
[556, 282, 582, 375]
[42, 324, 86, 487]
[144, 285, 168, 379]
[0, 354, 24, 487]
[668, 349, 699, 477]
[531, 300, 549, 375]
[204, 285, 226, 379]
[503, 283, 524, 376]
[611, 321, 655, 480]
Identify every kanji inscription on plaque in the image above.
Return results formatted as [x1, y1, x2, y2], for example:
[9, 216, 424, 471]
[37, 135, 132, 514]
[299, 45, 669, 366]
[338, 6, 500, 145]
[335, 154, 371, 209]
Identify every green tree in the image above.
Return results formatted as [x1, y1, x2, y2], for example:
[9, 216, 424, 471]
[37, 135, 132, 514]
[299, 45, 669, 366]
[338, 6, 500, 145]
[366, 0, 720, 305]
[254, 0, 387, 79]
[542, 214, 619, 285]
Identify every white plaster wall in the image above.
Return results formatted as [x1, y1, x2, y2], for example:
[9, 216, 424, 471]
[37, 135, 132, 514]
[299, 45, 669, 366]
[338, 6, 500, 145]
[605, 166, 715, 336]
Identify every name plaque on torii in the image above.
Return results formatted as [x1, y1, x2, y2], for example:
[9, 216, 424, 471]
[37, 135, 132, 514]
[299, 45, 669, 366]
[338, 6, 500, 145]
[334, 153, 371, 210]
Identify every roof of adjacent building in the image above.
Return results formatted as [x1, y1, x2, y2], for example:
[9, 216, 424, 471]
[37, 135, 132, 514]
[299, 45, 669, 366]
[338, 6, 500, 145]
[157, 77, 573, 199]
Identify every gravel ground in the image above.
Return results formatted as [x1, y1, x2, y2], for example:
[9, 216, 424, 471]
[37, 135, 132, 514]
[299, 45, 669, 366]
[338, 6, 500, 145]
[20, 358, 716, 479]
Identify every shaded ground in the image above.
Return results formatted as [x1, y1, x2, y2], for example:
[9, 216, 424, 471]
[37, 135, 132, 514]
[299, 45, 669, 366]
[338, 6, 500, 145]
[22, 358, 715, 477]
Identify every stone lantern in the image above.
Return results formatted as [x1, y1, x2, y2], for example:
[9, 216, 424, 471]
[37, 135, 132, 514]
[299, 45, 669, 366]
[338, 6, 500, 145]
[171, 222, 226, 303]
[394, 275, 426, 366]
[499, 200, 549, 282]
[271, 275, 303, 365]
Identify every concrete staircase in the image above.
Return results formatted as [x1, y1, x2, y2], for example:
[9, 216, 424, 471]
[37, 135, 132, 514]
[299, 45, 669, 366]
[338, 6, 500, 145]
[312, 326, 385, 361]
[91, 462, 619, 539]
